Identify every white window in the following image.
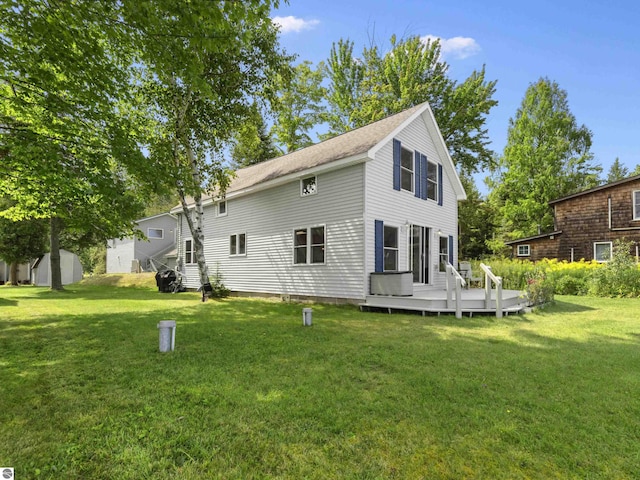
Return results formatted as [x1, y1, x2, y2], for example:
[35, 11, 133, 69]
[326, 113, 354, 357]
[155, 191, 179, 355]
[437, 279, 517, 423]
[383, 225, 398, 271]
[185, 239, 195, 264]
[230, 233, 246, 256]
[594, 242, 612, 262]
[633, 190, 640, 220]
[294, 226, 325, 265]
[517, 245, 531, 257]
[147, 228, 164, 239]
[218, 200, 227, 216]
[427, 161, 438, 202]
[439, 236, 449, 273]
[400, 147, 414, 192]
[301, 176, 317, 196]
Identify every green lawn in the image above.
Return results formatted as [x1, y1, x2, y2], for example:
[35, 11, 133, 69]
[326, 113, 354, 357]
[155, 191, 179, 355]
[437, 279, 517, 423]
[1, 281, 639, 479]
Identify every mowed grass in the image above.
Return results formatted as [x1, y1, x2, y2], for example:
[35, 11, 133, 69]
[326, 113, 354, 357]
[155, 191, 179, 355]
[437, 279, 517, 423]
[1, 281, 639, 479]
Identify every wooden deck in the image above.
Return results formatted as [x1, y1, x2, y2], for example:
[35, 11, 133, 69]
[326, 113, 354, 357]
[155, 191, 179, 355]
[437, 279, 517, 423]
[360, 288, 529, 317]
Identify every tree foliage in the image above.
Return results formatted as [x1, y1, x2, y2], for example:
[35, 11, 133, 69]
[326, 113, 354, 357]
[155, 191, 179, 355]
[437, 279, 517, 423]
[458, 174, 496, 259]
[606, 157, 629, 183]
[489, 78, 601, 240]
[230, 104, 281, 168]
[323, 35, 498, 173]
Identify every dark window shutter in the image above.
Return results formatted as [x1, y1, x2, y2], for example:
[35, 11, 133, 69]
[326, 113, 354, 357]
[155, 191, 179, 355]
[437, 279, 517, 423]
[421, 154, 428, 200]
[438, 164, 443, 206]
[448, 235, 454, 265]
[393, 139, 401, 191]
[375, 220, 384, 272]
[414, 151, 421, 198]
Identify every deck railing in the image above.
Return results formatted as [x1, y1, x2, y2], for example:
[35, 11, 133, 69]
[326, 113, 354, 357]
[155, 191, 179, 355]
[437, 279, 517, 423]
[480, 263, 503, 318]
[445, 263, 466, 319]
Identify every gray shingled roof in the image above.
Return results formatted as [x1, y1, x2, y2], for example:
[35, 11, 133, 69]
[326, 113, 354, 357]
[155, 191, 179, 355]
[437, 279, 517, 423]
[222, 102, 427, 196]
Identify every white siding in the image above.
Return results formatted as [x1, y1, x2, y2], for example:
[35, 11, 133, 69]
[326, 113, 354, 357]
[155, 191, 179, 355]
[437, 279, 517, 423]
[179, 164, 365, 299]
[106, 237, 135, 273]
[364, 115, 459, 290]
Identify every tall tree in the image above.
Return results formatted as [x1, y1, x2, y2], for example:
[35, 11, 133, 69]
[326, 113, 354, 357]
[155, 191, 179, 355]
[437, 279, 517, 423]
[457, 174, 496, 259]
[230, 104, 281, 168]
[271, 60, 326, 153]
[128, 0, 290, 287]
[324, 35, 498, 173]
[606, 157, 629, 183]
[489, 78, 601, 240]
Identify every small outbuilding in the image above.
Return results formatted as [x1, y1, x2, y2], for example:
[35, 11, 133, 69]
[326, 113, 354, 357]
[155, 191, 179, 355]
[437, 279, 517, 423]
[31, 249, 83, 286]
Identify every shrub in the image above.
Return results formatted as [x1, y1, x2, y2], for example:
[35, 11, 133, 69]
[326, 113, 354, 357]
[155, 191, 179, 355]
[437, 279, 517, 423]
[208, 264, 230, 298]
[554, 275, 588, 296]
[588, 239, 640, 297]
[525, 267, 554, 306]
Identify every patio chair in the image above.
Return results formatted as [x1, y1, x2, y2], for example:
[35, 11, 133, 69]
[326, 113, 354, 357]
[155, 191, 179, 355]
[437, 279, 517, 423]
[458, 261, 482, 288]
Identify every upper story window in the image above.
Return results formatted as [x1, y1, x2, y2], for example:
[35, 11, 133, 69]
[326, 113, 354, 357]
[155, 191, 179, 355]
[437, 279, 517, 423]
[517, 245, 531, 257]
[383, 225, 399, 271]
[294, 226, 325, 265]
[147, 228, 164, 239]
[633, 190, 640, 220]
[218, 200, 227, 216]
[301, 176, 317, 196]
[594, 242, 612, 262]
[185, 239, 195, 264]
[427, 161, 438, 202]
[400, 147, 414, 192]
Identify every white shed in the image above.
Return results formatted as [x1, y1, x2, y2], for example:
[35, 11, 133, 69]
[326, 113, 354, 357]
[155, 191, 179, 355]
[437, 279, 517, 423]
[31, 249, 83, 286]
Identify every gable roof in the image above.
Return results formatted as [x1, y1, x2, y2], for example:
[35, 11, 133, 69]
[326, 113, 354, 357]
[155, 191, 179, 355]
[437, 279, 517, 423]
[172, 102, 465, 212]
[549, 174, 640, 205]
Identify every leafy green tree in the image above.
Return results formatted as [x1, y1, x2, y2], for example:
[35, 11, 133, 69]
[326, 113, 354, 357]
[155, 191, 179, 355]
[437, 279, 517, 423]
[324, 35, 498, 173]
[458, 174, 497, 259]
[130, 0, 290, 287]
[230, 104, 281, 168]
[0, 200, 47, 285]
[489, 78, 601, 240]
[271, 60, 326, 153]
[606, 157, 629, 183]
[0, 1, 149, 289]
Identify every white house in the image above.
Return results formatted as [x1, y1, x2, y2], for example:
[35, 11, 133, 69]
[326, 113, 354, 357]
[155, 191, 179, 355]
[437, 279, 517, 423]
[106, 213, 177, 273]
[173, 102, 466, 303]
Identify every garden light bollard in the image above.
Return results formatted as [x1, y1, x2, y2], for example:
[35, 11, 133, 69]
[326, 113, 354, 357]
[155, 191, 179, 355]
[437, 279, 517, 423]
[158, 320, 176, 352]
[303, 308, 312, 326]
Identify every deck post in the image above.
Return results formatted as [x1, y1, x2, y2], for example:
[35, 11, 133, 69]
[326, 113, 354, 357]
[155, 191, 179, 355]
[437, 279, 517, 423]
[455, 277, 462, 319]
[445, 265, 454, 309]
[496, 279, 503, 318]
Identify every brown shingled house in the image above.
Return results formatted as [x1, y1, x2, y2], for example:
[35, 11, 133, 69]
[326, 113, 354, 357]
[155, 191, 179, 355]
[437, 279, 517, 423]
[505, 175, 640, 262]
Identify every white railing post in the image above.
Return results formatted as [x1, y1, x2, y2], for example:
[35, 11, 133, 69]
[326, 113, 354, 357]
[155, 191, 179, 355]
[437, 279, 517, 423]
[455, 276, 462, 319]
[496, 278, 503, 319]
[480, 263, 504, 319]
[446, 264, 453, 309]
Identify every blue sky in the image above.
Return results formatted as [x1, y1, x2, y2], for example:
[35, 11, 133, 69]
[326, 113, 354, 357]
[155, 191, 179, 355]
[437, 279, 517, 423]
[272, 0, 640, 186]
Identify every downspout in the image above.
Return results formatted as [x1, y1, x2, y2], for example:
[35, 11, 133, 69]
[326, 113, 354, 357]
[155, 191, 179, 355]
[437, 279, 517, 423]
[608, 195, 612, 230]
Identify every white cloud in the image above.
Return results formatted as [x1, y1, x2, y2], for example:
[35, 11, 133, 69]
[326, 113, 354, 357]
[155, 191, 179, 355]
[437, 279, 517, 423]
[272, 16, 320, 34]
[421, 35, 481, 60]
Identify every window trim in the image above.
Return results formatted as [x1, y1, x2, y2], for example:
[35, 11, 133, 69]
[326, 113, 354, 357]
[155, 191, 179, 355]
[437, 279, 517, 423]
[400, 146, 414, 193]
[218, 200, 227, 217]
[300, 176, 318, 197]
[147, 228, 164, 240]
[185, 239, 195, 265]
[383, 225, 399, 271]
[229, 233, 247, 257]
[293, 225, 326, 265]
[517, 244, 531, 257]
[633, 190, 640, 220]
[594, 241, 613, 262]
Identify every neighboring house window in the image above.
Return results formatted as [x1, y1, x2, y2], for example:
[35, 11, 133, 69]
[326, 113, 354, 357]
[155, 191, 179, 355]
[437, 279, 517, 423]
[384, 225, 399, 271]
[293, 226, 325, 265]
[427, 161, 438, 202]
[634, 190, 640, 220]
[147, 228, 164, 239]
[439, 236, 449, 273]
[594, 242, 612, 262]
[517, 245, 531, 257]
[218, 200, 227, 216]
[301, 176, 317, 196]
[230, 233, 246, 256]
[400, 147, 414, 192]
[185, 239, 195, 264]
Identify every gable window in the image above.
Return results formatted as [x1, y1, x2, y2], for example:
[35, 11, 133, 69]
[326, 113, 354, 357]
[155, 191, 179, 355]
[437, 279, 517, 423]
[147, 228, 164, 239]
[634, 190, 640, 220]
[594, 242, 612, 262]
[400, 147, 414, 192]
[439, 236, 449, 273]
[384, 225, 399, 271]
[301, 176, 317, 196]
[427, 161, 438, 201]
[294, 226, 325, 265]
[185, 239, 195, 264]
[218, 200, 227, 216]
[230, 233, 246, 256]
[517, 245, 531, 257]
